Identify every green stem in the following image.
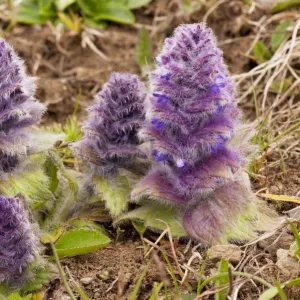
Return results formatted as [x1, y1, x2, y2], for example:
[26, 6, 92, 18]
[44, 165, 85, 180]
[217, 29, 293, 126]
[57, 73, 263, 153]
[270, 121, 300, 145]
[197, 271, 273, 295]
[50, 242, 77, 300]
[42, 149, 78, 230]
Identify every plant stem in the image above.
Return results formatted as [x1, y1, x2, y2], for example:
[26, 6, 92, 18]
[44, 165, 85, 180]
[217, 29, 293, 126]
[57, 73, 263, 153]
[270, 121, 300, 145]
[197, 271, 273, 295]
[50, 242, 77, 300]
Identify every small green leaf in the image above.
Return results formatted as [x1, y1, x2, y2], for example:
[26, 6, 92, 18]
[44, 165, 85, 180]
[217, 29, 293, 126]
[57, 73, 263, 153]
[129, 262, 151, 300]
[77, 0, 135, 24]
[39, 0, 53, 10]
[290, 223, 300, 257]
[41, 226, 64, 244]
[7, 293, 32, 300]
[270, 77, 293, 93]
[136, 27, 152, 76]
[125, 0, 152, 9]
[116, 204, 186, 237]
[16, 0, 55, 24]
[274, 281, 288, 300]
[287, 277, 300, 286]
[271, 21, 292, 51]
[94, 3, 135, 24]
[253, 41, 272, 64]
[44, 157, 59, 193]
[93, 175, 132, 217]
[179, 0, 203, 14]
[84, 17, 107, 29]
[21, 264, 57, 293]
[55, 0, 76, 11]
[258, 287, 281, 300]
[272, 0, 300, 13]
[132, 220, 147, 237]
[215, 259, 229, 300]
[55, 226, 110, 258]
[63, 116, 83, 142]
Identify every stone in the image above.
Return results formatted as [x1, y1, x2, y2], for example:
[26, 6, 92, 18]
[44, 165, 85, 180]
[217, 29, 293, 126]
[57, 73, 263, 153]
[276, 249, 300, 277]
[80, 277, 94, 285]
[209, 245, 242, 263]
[259, 231, 294, 254]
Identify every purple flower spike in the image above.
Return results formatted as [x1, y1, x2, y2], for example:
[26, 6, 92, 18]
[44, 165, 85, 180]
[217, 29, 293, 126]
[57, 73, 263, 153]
[73, 73, 147, 178]
[132, 23, 263, 244]
[0, 39, 45, 176]
[0, 195, 39, 282]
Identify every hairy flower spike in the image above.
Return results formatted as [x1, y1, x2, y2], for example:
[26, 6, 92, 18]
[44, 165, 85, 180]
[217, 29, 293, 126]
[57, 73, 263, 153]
[74, 73, 147, 178]
[132, 23, 274, 244]
[0, 39, 45, 176]
[0, 195, 39, 282]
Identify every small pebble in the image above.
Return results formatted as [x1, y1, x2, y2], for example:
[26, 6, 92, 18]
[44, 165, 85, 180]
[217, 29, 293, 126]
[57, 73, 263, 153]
[99, 270, 110, 281]
[80, 277, 94, 285]
[209, 244, 242, 263]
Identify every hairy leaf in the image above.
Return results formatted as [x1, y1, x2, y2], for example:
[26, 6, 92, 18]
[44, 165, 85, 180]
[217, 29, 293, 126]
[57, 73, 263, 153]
[115, 204, 186, 236]
[55, 225, 110, 258]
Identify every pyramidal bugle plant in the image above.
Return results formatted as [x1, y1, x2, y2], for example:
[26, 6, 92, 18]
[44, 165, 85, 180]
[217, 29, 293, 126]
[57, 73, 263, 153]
[130, 23, 276, 244]
[0, 38, 56, 209]
[0, 195, 40, 285]
[73, 72, 147, 216]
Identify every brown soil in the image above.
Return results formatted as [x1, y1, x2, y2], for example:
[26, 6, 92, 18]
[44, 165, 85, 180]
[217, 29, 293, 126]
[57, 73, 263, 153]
[1, 0, 300, 299]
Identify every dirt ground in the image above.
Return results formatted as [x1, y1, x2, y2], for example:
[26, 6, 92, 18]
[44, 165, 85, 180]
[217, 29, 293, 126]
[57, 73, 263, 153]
[1, 0, 300, 299]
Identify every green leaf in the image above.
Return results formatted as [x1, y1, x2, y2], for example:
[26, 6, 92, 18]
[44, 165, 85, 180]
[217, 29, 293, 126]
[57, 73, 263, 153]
[115, 204, 186, 237]
[93, 175, 132, 217]
[7, 293, 32, 300]
[77, 0, 135, 24]
[290, 223, 300, 257]
[55, 224, 110, 258]
[272, 0, 300, 13]
[129, 262, 151, 300]
[253, 41, 272, 64]
[179, 0, 203, 14]
[94, 3, 135, 24]
[44, 157, 59, 193]
[125, 0, 152, 9]
[271, 21, 292, 51]
[84, 17, 107, 29]
[16, 0, 55, 24]
[132, 220, 147, 236]
[270, 77, 293, 93]
[287, 277, 300, 286]
[55, 0, 76, 11]
[258, 287, 281, 300]
[274, 281, 288, 300]
[136, 27, 152, 76]
[63, 116, 83, 142]
[0, 166, 55, 209]
[39, 0, 53, 10]
[215, 259, 229, 300]
[21, 264, 57, 293]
